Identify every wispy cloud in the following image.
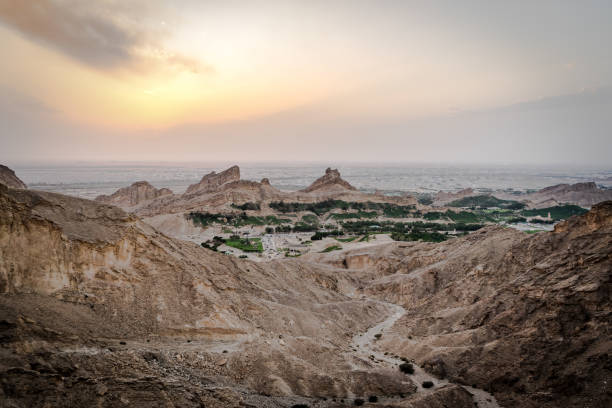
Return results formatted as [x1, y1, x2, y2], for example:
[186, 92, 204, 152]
[0, 0, 211, 74]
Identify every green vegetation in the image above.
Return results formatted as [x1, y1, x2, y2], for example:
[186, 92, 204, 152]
[225, 237, 263, 253]
[341, 220, 483, 235]
[330, 211, 377, 220]
[521, 204, 587, 221]
[391, 231, 447, 242]
[399, 362, 414, 374]
[320, 245, 342, 253]
[422, 381, 434, 388]
[417, 195, 433, 205]
[301, 214, 319, 224]
[446, 210, 488, 223]
[530, 218, 554, 224]
[188, 211, 291, 228]
[200, 236, 226, 251]
[269, 199, 415, 217]
[311, 230, 342, 240]
[231, 202, 261, 211]
[336, 236, 358, 242]
[447, 195, 526, 210]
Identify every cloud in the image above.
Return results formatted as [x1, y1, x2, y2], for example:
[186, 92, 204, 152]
[0, 0, 210, 74]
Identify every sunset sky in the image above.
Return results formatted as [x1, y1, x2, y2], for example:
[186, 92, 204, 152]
[1, 0, 611, 165]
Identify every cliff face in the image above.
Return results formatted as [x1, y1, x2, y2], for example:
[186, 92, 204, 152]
[184, 165, 241, 195]
[0, 165, 27, 189]
[95, 181, 172, 207]
[300, 168, 357, 193]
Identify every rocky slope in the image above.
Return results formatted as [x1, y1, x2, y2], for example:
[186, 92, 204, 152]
[434, 182, 612, 208]
[313, 201, 611, 407]
[0, 183, 446, 407]
[0, 164, 27, 189]
[95, 181, 172, 208]
[517, 182, 612, 208]
[1, 182, 609, 407]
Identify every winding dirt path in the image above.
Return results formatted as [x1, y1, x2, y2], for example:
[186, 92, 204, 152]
[350, 300, 501, 408]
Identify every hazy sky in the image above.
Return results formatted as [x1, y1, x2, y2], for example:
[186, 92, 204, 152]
[1, 0, 611, 165]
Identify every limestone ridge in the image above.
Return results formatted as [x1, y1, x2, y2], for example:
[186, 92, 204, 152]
[184, 165, 241, 195]
[523, 181, 612, 207]
[300, 167, 357, 193]
[0, 164, 27, 189]
[95, 181, 172, 207]
[433, 188, 474, 206]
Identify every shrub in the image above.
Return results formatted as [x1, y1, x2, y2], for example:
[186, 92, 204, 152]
[374, 333, 382, 339]
[320, 245, 342, 253]
[399, 362, 414, 374]
[368, 395, 378, 402]
[422, 381, 434, 388]
[231, 202, 260, 211]
[354, 399, 364, 406]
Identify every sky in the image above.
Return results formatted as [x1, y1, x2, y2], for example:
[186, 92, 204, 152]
[0, 0, 611, 166]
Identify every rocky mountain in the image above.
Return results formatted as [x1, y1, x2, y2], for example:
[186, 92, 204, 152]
[184, 165, 241, 196]
[0, 183, 422, 407]
[0, 181, 609, 407]
[314, 201, 612, 407]
[100, 166, 416, 217]
[0, 164, 27, 189]
[300, 168, 357, 193]
[433, 188, 474, 206]
[95, 181, 172, 207]
[434, 182, 612, 209]
[518, 182, 612, 207]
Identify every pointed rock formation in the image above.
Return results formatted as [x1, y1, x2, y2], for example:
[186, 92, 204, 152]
[300, 168, 356, 193]
[0, 164, 27, 189]
[95, 181, 172, 207]
[184, 165, 241, 195]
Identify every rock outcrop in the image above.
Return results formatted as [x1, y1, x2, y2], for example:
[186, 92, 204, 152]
[433, 188, 474, 206]
[519, 181, 612, 207]
[0, 164, 27, 189]
[184, 165, 241, 195]
[0, 183, 418, 407]
[95, 181, 172, 207]
[323, 201, 612, 408]
[1, 181, 608, 407]
[300, 168, 357, 193]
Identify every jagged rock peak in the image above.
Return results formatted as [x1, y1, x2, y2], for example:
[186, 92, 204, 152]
[184, 165, 241, 195]
[95, 181, 172, 207]
[0, 164, 27, 189]
[260, 178, 271, 185]
[301, 167, 356, 193]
